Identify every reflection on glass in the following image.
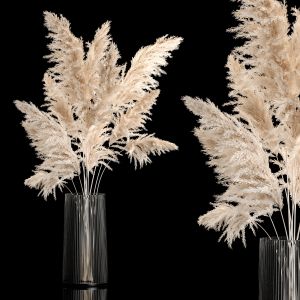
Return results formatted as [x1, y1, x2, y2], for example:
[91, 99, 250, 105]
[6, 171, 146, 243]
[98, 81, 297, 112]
[63, 194, 108, 285]
[63, 288, 107, 300]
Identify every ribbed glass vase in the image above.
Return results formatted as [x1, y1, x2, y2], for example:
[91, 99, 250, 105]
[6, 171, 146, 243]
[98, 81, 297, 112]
[63, 194, 108, 286]
[259, 237, 300, 300]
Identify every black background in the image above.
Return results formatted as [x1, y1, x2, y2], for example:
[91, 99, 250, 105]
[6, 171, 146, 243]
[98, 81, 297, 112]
[3, 0, 299, 299]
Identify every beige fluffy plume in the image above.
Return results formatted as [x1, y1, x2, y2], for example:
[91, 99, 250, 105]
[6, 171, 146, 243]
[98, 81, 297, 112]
[16, 12, 182, 199]
[183, 0, 299, 246]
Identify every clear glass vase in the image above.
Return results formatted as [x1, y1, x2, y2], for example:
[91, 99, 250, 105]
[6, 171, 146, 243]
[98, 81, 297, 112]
[63, 194, 108, 286]
[259, 237, 300, 300]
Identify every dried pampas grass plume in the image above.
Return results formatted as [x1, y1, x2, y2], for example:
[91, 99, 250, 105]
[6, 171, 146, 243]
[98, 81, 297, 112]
[183, 0, 300, 246]
[15, 11, 182, 199]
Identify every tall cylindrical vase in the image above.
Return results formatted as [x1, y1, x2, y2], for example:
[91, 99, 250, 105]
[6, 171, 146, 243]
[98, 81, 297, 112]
[259, 237, 300, 300]
[63, 194, 108, 286]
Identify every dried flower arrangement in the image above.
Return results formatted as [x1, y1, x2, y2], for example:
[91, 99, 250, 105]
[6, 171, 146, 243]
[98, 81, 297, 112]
[15, 12, 182, 199]
[183, 0, 299, 246]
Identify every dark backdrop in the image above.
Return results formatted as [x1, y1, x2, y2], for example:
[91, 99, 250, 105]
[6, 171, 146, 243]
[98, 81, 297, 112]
[3, 0, 298, 299]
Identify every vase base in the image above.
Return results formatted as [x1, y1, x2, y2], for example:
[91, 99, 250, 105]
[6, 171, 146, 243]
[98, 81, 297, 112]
[63, 287, 108, 300]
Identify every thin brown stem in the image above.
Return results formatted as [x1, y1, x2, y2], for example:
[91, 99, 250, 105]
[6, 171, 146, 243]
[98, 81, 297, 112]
[257, 223, 272, 239]
[268, 214, 279, 240]
[280, 209, 289, 239]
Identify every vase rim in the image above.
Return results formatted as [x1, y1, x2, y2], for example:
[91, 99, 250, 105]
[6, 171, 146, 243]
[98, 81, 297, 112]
[65, 193, 106, 196]
[260, 236, 299, 242]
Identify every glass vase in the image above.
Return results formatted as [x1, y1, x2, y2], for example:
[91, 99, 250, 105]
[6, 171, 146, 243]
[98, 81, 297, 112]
[258, 237, 300, 300]
[63, 194, 108, 286]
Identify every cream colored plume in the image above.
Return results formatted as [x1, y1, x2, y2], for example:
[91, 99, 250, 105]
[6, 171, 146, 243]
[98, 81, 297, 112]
[16, 12, 182, 199]
[184, 0, 300, 245]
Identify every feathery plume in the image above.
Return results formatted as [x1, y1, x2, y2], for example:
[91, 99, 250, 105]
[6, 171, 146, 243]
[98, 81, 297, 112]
[184, 0, 299, 245]
[16, 12, 182, 199]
